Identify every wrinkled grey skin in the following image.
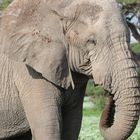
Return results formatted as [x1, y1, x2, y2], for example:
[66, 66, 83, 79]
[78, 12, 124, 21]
[0, 0, 140, 140]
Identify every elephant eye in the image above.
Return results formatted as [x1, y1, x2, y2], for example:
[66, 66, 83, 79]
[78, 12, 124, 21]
[87, 38, 97, 46]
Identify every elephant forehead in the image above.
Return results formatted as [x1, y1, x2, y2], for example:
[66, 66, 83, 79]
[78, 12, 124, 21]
[57, 1, 103, 24]
[58, 0, 119, 20]
[64, 0, 117, 7]
[73, 0, 119, 14]
[77, 3, 103, 23]
[78, 3, 103, 17]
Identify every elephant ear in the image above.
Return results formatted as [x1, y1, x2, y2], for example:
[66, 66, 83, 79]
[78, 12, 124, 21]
[5, 28, 74, 89]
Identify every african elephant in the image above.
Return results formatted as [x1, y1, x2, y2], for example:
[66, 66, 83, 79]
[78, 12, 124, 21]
[0, 0, 140, 140]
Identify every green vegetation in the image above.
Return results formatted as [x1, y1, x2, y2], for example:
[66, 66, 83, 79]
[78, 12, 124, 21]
[86, 81, 105, 97]
[0, 0, 12, 10]
[117, 0, 139, 4]
[83, 108, 101, 117]
[85, 80, 107, 112]
[131, 43, 140, 54]
[83, 97, 102, 117]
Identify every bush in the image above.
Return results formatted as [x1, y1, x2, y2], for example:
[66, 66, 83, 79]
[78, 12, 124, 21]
[117, 0, 138, 4]
[86, 80, 105, 97]
[0, 0, 12, 10]
[86, 80, 107, 111]
[92, 96, 107, 111]
[131, 43, 140, 54]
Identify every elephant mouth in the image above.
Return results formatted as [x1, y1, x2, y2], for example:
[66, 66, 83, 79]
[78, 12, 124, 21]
[92, 75, 112, 94]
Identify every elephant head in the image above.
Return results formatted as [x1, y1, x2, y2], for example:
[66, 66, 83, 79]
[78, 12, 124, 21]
[0, 0, 140, 139]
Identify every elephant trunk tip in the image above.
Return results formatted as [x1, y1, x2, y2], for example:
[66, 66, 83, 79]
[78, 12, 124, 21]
[100, 94, 115, 129]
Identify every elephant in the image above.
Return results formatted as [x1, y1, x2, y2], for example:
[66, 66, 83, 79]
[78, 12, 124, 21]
[0, 0, 140, 140]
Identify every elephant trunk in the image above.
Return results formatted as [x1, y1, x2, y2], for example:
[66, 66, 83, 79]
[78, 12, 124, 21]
[100, 87, 140, 140]
[99, 36, 140, 140]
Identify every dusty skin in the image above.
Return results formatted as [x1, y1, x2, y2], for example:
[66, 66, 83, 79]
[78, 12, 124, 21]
[0, 0, 140, 140]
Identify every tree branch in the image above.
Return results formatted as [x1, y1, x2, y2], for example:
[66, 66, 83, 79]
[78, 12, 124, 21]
[127, 21, 140, 43]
